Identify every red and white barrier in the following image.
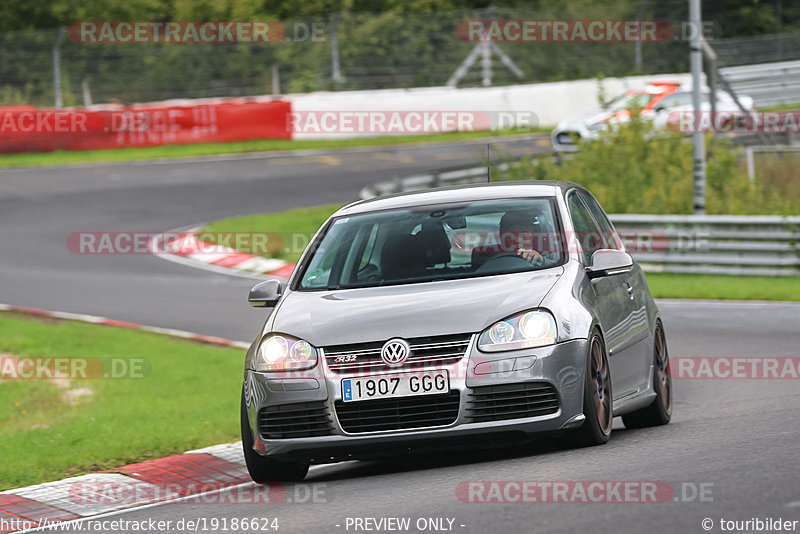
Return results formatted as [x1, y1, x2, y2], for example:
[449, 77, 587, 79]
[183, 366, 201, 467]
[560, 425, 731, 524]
[0, 98, 291, 154]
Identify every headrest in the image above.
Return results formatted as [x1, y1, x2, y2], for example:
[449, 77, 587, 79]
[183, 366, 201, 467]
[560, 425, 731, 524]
[414, 221, 451, 266]
[381, 234, 420, 280]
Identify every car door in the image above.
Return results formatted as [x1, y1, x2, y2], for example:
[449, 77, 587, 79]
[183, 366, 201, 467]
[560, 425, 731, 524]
[578, 190, 651, 396]
[566, 190, 641, 399]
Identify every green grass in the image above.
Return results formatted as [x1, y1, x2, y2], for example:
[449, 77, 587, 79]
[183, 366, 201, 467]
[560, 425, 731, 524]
[200, 203, 344, 263]
[645, 272, 800, 301]
[0, 312, 244, 490]
[0, 127, 546, 169]
[759, 102, 800, 112]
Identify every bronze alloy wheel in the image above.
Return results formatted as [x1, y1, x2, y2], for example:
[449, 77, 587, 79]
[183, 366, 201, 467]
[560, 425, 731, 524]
[654, 324, 672, 417]
[558, 330, 612, 448]
[591, 334, 613, 436]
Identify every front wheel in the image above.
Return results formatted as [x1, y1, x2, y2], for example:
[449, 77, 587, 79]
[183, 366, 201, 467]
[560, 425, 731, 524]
[622, 322, 672, 429]
[558, 330, 613, 448]
[240, 388, 309, 482]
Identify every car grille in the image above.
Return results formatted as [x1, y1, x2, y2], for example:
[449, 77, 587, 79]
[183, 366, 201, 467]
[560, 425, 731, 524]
[556, 132, 577, 144]
[323, 334, 472, 375]
[258, 402, 335, 439]
[335, 391, 461, 433]
[465, 382, 559, 423]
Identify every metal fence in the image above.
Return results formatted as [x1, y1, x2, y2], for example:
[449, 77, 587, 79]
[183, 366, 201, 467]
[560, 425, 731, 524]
[720, 59, 800, 107]
[359, 163, 800, 276]
[610, 214, 800, 276]
[713, 32, 800, 68]
[6, 2, 800, 108]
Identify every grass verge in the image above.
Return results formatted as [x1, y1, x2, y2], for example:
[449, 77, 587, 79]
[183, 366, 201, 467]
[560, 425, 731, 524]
[759, 102, 800, 112]
[200, 204, 344, 263]
[0, 311, 243, 490]
[644, 272, 800, 301]
[0, 127, 545, 169]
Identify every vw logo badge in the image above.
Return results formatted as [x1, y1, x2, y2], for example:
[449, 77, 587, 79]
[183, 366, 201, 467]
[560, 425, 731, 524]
[381, 338, 410, 366]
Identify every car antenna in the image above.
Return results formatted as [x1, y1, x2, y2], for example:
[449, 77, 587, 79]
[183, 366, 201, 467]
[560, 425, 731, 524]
[487, 143, 491, 183]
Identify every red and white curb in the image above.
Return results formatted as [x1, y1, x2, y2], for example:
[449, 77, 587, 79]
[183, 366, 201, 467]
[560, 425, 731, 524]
[0, 306, 261, 532]
[0, 443, 253, 533]
[150, 228, 296, 280]
[0, 304, 250, 350]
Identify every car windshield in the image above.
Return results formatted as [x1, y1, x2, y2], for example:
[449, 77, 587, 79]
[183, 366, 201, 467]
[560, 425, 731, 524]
[297, 198, 565, 290]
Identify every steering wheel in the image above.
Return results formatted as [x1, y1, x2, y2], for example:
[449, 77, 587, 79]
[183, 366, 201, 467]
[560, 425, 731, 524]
[499, 252, 544, 264]
[477, 253, 538, 273]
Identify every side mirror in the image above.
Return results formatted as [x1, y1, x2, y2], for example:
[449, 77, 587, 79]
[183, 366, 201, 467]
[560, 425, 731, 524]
[248, 280, 283, 308]
[586, 249, 634, 279]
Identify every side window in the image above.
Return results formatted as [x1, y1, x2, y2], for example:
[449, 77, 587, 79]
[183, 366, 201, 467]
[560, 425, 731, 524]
[567, 191, 604, 264]
[656, 92, 693, 110]
[301, 227, 345, 288]
[578, 191, 621, 250]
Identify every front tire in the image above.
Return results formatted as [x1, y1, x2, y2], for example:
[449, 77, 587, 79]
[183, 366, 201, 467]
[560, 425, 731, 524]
[559, 330, 613, 448]
[622, 321, 672, 429]
[240, 388, 309, 482]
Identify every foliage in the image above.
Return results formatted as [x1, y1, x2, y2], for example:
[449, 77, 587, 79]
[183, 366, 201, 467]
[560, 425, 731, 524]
[1, 1, 799, 105]
[495, 115, 798, 215]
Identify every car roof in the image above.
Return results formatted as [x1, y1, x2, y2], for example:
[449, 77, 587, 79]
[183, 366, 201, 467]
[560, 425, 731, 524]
[335, 180, 587, 216]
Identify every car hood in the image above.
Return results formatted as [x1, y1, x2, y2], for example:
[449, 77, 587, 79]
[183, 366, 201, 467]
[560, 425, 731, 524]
[269, 267, 564, 347]
[556, 109, 637, 132]
[555, 109, 611, 129]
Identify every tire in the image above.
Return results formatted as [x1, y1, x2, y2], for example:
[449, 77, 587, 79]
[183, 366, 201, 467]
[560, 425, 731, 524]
[622, 321, 672, 429]
[558, 330, 613, 449]
[240, 388, 309, 482]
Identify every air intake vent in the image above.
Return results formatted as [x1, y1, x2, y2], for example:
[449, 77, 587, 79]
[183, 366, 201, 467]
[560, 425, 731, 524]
[466, 382, 559, 423]
[335, 391, 460, 433]
[258, 402, 335, 439]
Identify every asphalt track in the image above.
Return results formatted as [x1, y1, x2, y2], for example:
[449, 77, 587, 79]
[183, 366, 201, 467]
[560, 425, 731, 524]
[1, 135, 799, 534]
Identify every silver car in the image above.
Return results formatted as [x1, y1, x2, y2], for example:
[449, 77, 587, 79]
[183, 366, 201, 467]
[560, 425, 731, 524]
[551, 87, 754, 153]
[241, 181, 672, 482]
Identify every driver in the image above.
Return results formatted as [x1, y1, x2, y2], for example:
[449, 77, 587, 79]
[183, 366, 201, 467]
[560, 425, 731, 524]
[472, 207, 559, 268]
[499, 209, 549, 264]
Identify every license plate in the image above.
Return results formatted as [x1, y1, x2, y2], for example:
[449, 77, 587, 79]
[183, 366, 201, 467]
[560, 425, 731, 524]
[341, 371, 450, 402]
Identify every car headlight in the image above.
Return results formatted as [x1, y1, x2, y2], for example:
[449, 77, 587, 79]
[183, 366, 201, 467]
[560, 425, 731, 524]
[587, 121, 608, 131]
[478, 310, 557, 352]
[256, 334, 318, 372]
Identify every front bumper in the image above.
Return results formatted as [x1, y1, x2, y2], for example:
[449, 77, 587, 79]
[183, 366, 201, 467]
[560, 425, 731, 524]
[551, 130, 582, 153]
[243, 338, 588, 463]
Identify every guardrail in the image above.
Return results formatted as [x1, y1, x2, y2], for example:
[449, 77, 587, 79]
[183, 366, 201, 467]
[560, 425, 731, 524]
[359, 163, 509, 199]
[719, 59, 800, 108]
[359, 166, 800, 276]
[611, 214, 800, 277]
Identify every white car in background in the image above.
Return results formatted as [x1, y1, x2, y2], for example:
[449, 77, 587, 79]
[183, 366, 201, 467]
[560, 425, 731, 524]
[551, 82, 755, 152]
